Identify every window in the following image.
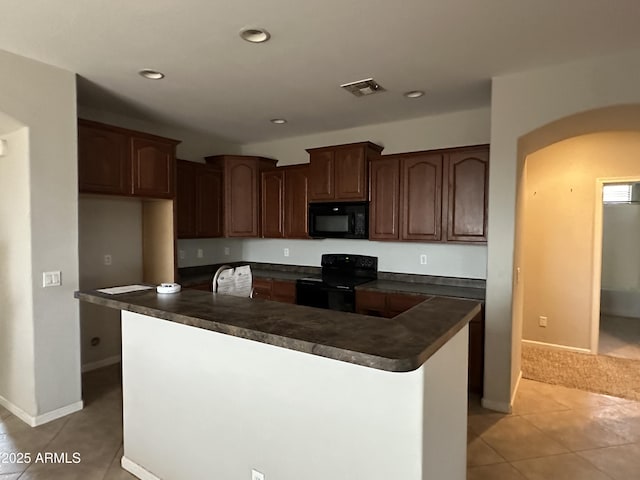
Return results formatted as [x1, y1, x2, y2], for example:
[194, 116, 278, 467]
[603, 184, 632, 203]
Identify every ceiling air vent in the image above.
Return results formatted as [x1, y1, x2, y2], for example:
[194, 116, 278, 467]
[340, 78, 386, 97]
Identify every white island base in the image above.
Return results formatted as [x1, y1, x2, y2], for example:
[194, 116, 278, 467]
[119, 311, 469, 480]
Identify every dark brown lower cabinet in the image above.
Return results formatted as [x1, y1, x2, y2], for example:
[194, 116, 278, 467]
[251, 278, 296, 303]
[187, 282, 212, 292]
[355, 289, 485, 393]
[251, 278, 272, 300]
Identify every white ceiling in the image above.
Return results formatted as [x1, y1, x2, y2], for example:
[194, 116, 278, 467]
[3, 0, 640, 144]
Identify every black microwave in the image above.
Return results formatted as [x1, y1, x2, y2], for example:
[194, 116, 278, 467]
[308, 201, 369, 239]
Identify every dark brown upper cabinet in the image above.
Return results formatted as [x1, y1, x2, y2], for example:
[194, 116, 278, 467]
[369, 157, 400, 240]
[176, 160, 196, 238]
[307, 142, 383, 202]
[78, 122, 130, 195]
[261, 164, 310, 239]
[283, 165, 309, 238]
[445, 148, 489, 242]
[196, 165, 224, 238]
[78, 119, 179, 199]
[205, 155, 277, 238]
[176, 160, 224, 239]
[261, 170, 285, 238]
[131, 136, 175, 198]
[368, 145, 489, 244]
[401, 153, 444, 241]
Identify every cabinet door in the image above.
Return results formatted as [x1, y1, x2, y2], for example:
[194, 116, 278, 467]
[261, 170, 285, 238]
[355, 290, 387, 317]
[271, 280, 296, 303]
[225, 159, 259, 237]
[284, 165, 309, 238]
[308, 150, 334, 201]
[446, 147, 489, 242]
[400, 154, 443, 241]
[334, 146, 367, 201]
[131, 136, 175, 198]
[369, 158, 400, 240]
[196, 166, 224, 238]
[251, 278, 272, 300]
[386, 293, 427, 318]
[176, 161, 196, 238]
[78, 122, 130, 195]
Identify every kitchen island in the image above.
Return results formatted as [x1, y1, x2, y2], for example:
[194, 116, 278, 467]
[76, 287, 480, 480]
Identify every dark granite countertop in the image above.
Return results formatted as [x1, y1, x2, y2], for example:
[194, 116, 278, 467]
[357, 279, 485, 301]
[75, 288, 480, 373]
[178, 262, 320, 287]
[177, 263, 486, 301]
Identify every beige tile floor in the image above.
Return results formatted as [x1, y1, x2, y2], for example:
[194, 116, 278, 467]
[468, 378, 640, 480]
[2, 366, 640, 479]
[0, 365, 133, 480]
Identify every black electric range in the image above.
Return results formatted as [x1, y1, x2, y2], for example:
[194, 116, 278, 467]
[296, 254, 377, 312]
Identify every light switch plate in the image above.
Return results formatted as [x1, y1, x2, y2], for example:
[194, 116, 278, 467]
[43, 271, 61, 287]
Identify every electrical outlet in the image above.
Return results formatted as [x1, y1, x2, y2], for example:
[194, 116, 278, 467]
[419, 254, 427, 265]
[224, 247, 230, 256]
[539, 316, 548, 327]
[197, 248, 204, 258]
[42, 271, 61, 287]
[251, 469, 264, 480]
[284, 248, 290, 257]
[104, 254, 112, 266]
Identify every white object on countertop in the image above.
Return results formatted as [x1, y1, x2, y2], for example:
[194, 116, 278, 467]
[156, 283, 181, 294]
[213, 265, 252, 297]
[98, 285, 154, 295]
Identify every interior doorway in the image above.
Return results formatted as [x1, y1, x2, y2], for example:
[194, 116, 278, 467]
[598, 180, 640, 360]
[517, 130, 640, 401]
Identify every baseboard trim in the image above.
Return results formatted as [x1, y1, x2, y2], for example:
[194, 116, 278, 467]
[511, 370, 523, 406]
[522, 339, 592, 355]
[480, 397, 511, 413]
[122, 456, 161, 480]
[82, 355, 122, 373]
[0, 394, 83, 427]
[34, 401, 84, 426]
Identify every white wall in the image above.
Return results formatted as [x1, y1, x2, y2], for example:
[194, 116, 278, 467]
[0, 48, 81, 422]
[0, 125, 37, 416]
[601, 204, 640, 291]
[177, 238, 244, 268]
[121, 311, 468, 480]
[242, 107, 490, 164]
[242, 239, 487, 278]
[601, 203, 640, 318]
[79, 196, 144, 368]
[178, 107, 491, 279]
[487, 47, 640, 411]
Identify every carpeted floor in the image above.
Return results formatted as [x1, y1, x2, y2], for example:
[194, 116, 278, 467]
[522, 343, 640, 401]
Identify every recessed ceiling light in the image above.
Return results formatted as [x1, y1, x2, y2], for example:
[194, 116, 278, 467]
[404, 90, 425, 98]
[139, 69, 165, 80]
[240, 28, 271, 43]
[270, 118, 287, 124]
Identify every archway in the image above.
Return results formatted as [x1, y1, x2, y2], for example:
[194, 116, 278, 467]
[512, 105, 640, 398]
